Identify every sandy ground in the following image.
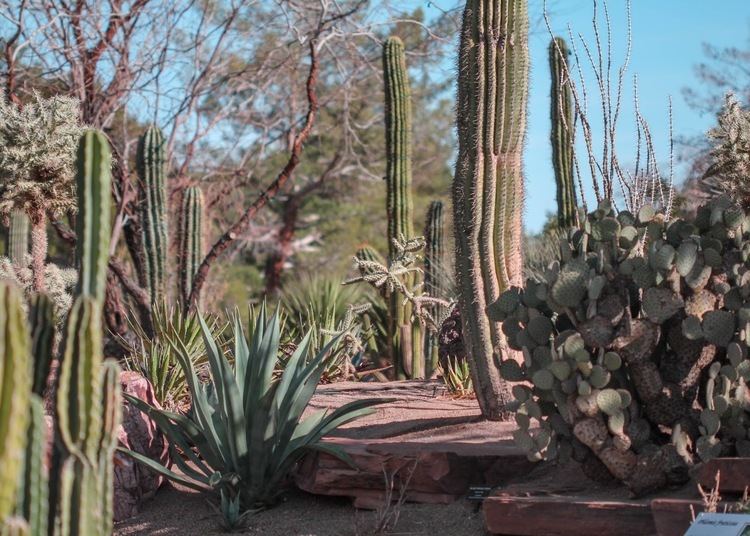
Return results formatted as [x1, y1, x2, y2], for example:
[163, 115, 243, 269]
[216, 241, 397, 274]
[114, 482, 487, 536]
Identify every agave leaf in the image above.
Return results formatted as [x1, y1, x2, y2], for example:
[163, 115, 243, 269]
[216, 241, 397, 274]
[198, 313, 248, 473]
[117, 447, 207, 492]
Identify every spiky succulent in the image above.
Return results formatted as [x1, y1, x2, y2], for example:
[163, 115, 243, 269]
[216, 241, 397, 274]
[703, 94, 750, 208]
[491, 196, 750, 496]
[0, 256, 77, 323]
[0, 93, 84, 219]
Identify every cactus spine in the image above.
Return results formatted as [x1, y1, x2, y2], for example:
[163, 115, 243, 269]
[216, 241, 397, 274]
[452, 0, 530, 419]
[383, 36, 423, 379]
[179, 186, 203, 307]
[424, 201, 446, 377]
[549, 37, 577, 228]
[0, 285, 31, 524]
[137, 126, 168, 304]
[6, 211, 29, 264]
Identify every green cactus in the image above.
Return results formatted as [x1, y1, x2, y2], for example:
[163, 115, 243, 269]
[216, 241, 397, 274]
[137, 126, 168, 304]
[0, 284, 31, 523]
[179, 186, 203, 307]
[452, 0, 530, 419]
[549, 37, 577, 228]
[18, 396, 48, 536]
[75, 130, 112, 302]
[6, 211, 29, 264]
[423, 201, 446, 376]
[383, 36, 423, 379]
[50, 130, 121, 536]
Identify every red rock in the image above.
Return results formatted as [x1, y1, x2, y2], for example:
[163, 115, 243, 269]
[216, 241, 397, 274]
[113, 371, 169, 522]
[695, 458, 750, 494]
[295, 381, 536, 508]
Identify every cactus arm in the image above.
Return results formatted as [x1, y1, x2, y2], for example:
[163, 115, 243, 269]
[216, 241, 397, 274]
[74, 130, 112, 302]
[423, 201, 446, 376]
[179, 187, 204, 307]
[137, 126, 168, 304]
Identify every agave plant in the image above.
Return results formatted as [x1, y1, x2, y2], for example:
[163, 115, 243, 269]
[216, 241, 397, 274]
[121, 305, 388, 510]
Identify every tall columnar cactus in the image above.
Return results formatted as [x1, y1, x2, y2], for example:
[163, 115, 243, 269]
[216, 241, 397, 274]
[452, 0, 530, 419]
[0, 285, 31, 524]
[549, 37, 577, 228]
[137, 126, 168, 304]
[6, 211, 29, 264]
[49, 130, 121, 536]
[179, 186, 203, 307]
[75, 130, 112, 302]
[424, 201, 446, 376]
[383, 36, 423, 379]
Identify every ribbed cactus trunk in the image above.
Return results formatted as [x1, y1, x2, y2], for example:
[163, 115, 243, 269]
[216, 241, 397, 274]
[6, 210, 29, 264]
[137, 126, 168, 304]
[383, 36, 423, 379]
[49, 130, 122, 536]
[424, 201, 446, 377]
[179, 187, 204, 307]
[0, 285, 31, 523]
[550, 37, 577, 228]
[453, 0, 529, 419]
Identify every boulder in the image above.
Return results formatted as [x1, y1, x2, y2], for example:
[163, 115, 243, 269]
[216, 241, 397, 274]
[113, 371, 169, 521]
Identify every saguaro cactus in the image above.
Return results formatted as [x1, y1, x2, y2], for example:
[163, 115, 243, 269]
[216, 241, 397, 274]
[137, 126, 168, 304]
[424, 201, 446, 376]
[383, 36, 423, 379]
[452, 0, 530, 419]
[6, 210, 29, 264]
[550, 37, 577, 228]
[179, 186, 203, 307]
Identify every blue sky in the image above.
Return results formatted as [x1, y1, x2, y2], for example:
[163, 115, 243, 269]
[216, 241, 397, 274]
[419, 0, 750, 233]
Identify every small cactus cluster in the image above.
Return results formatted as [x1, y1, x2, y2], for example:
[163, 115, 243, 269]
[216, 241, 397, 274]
[490, 196, 750, 495]
[0, 131, 122, 535]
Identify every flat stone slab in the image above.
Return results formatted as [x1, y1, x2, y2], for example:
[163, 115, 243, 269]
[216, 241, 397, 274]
[295, 381, 535, 508]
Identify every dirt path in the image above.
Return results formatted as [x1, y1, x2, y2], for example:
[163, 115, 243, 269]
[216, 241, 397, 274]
[114, 482, 486, 536]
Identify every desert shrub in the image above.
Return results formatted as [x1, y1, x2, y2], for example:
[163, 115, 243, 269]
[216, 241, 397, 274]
[122, 305, 387, 513]
[491, 196, 750, 496]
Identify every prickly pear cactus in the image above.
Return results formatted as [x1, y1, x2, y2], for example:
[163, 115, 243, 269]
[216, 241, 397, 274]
[491, 196, 750, 496]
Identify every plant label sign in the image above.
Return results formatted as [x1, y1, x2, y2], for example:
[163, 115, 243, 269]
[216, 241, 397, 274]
[685, 513, 750, 536]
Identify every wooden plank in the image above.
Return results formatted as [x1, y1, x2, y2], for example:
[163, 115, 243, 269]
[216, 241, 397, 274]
[695, 458, 750, 494]
[483, 494, 657, 536]
[650, 498, 704, 536]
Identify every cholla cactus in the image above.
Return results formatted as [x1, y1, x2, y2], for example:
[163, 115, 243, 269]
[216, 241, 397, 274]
[0, 93, 84, 292]
[0, 93, 84, 218]
[0, 256, 77, 324]
[704, 94, 750, 208]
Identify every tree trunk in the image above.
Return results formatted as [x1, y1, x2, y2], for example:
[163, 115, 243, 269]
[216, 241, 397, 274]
[264, 196, 300, 295]
[30, 214, 48, 292]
